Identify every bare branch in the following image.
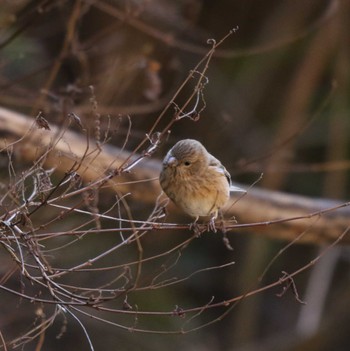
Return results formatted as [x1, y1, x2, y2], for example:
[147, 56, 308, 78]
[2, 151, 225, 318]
[1, 106, 349, 245]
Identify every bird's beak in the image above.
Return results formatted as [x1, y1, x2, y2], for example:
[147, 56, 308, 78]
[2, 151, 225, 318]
[164, 155, 178, 168]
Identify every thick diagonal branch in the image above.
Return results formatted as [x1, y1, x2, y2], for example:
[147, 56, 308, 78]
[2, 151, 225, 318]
[0, 106, 349, 245]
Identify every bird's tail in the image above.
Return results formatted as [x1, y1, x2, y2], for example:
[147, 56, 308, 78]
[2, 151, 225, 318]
[229, 184, 246, 193]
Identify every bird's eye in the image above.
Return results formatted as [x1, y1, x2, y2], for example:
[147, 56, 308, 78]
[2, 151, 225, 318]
[184, 161, 191, 166]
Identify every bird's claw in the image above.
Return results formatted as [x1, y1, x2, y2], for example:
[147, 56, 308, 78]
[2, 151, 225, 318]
[207, 217, 217, 233]
[190, 218, 202, 237]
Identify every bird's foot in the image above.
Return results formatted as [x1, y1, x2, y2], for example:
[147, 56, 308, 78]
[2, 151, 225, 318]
[207, 216, 217, 233]
[190, 218, 203, 237]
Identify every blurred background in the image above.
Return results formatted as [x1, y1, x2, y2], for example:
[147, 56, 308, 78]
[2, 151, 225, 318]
[0, 0, 350, 350]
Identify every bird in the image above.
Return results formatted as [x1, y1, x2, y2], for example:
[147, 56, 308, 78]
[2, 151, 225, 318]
[159, 139, 245, 231]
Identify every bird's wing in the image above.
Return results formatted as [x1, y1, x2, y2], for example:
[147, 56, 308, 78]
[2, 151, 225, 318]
[208, 155, 232, 185]
[208, 155, 246, 193]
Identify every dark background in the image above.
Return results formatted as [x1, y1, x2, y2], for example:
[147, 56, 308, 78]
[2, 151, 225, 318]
[0, 1, 349, 350]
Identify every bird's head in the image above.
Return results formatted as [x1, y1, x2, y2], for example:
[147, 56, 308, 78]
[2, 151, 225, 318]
[162, 139, 208, 177]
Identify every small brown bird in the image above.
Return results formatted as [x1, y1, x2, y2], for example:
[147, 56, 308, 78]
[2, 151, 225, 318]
[159, 139, 245, 229]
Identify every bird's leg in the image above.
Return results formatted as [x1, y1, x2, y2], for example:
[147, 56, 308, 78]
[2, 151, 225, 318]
[207, 212, 218, 233]
[190, 216, 199, 228]
[190, 216, 202, 237]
